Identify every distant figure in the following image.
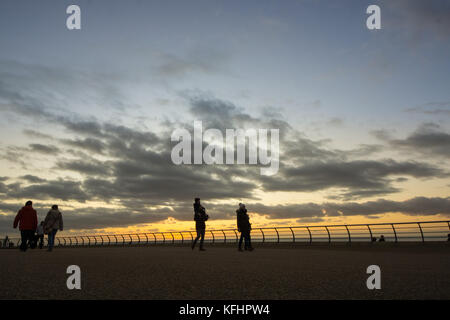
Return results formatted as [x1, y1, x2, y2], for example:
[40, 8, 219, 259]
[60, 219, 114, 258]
[44, 205, 63, 252]
[3, 235, 8, 248]
[379, 235, 385, 242]
[13, 201, 38, 252]
[237, 203, 253, 252]
[191, 198, 208, 251]
[36, 221, 45, 249]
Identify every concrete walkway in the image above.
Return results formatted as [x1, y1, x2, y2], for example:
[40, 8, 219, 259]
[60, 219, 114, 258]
[0, 244, 449, 299]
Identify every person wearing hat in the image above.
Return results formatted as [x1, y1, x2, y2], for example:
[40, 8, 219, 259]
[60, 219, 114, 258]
[236, 203, 253, 251]
[192, 197, 208, 251]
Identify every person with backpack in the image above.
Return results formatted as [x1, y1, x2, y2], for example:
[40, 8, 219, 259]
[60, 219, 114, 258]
[237, 203, 253, 252]
[191, 197, 208, 251]
[13, 201, 38, 252]
[43, 205, 63, 252]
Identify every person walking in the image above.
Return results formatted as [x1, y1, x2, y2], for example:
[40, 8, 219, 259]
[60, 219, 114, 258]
[43, 205, 63, 252]
[13, 201, 38, 252]
[237, 203, 253, 252]
[191, 197, 208, 251]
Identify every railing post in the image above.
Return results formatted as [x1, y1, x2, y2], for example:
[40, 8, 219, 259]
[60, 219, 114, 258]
[233, 230, 238, 243]
[106, 235, 111, 246]
[210, 231, 215, 244]
[57, 238, 61, 246]
[367, 225, 373, 242]
[144, 233, 149, 245]
[221, 230, 226, 244]
[75, 237, 78, 246]
[189, 231, 194, 242]
[289, 227, 295, 243]
[345, 225, 351, 244]
[113, 235, 118, 245]
[120, 235, 125, 246]
[162, 233, 166, 244]
[69, 237, 72, 246]
[100, 235, 104, 246]
[136, 234, 141, 246]
[170, 232, 175, 244]
[417, 223, 425, 243]
[325, 226, 331, 244]
[152, 233, 157, 244]
[180, 232, 184, 244]
[391, 224, 398, 243]
[306, 227, 312, 244]
[275, 228, 280, 243]
[260, 229, 265, 243]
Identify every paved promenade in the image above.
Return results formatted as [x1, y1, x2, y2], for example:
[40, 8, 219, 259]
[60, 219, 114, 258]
[1, 244, 449, 299]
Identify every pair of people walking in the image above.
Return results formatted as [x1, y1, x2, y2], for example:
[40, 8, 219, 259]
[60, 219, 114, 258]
[13, 201, 63, 252]
[191, 198, 253, 252]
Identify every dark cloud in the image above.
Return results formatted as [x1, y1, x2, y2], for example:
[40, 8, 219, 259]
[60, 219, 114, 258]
[375, 124, 450, 158]
[29, 143, 60, 154]
[6, 179, 88, 202]
[55, 159, 111, 176]
[60, 138, 107, 154]
[258, 159, 444, 200]
[243, 196, 450, 220]
[390, 131, 450, 157]
[20, 175, 46, 183]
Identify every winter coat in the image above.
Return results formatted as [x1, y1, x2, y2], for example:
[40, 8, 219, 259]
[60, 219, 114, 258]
[13, 205, 38, 231]
[194, 203, 208, 230]
[237, 208, 251, 232]
[44, 209, 63, 233]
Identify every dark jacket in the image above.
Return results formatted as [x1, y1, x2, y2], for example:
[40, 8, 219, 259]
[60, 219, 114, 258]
[13, 205, 38, 231]
[194, 203, 208, 230]
[237, 208, 251, 232]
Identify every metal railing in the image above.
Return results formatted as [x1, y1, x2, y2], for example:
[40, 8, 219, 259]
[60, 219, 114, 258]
[2, 220, 449, 249]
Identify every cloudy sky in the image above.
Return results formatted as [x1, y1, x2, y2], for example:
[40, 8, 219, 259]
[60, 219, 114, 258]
[0, 0, 449, 236]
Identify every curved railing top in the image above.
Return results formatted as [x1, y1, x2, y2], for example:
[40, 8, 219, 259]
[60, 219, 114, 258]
[56, 219, 450, 238]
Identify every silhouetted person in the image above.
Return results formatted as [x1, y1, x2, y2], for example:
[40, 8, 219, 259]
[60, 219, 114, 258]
[2, 235, 8, 248]
[379, 235, 385, 242]
[237, 203, 253, 251]
[13, 201, 38, 252]
[192, 198, 208, 251]
[44, 205, 63, 252]
[36, 221, 44, 249]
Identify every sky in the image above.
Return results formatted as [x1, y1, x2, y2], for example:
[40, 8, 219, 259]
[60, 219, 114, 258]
[0, 0, 449, 236]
